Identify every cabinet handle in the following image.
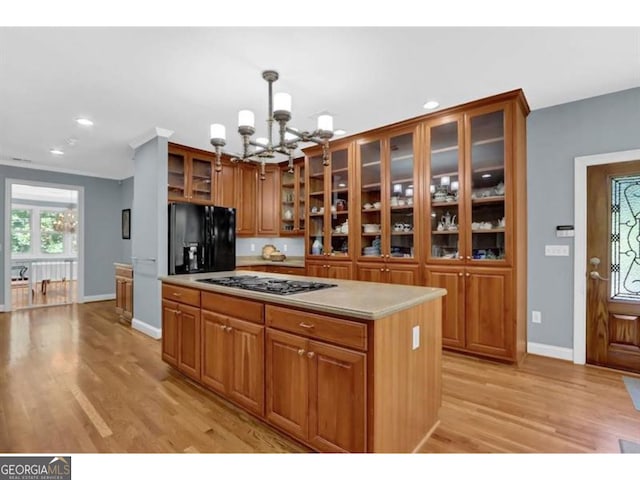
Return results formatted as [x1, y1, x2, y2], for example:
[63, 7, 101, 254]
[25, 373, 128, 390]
[458, 272, 463, 277]
[385, 254, 390, 259]
[386, 269, 390, 272]
[466, 256, 471, 260]
[297, 349, 305, 356]
[299, 322, 315, 329]
[225, 326, 233, 332]
[307, 352, 315, 359]
[380, 268, 385, 272]
[465, 273, 470, 277]
[172, 292, 182, 297]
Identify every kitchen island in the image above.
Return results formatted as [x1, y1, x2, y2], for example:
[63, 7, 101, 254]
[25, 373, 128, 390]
[159, 270, 445, 453]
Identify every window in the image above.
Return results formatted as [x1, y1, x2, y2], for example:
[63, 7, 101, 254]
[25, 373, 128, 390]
[40, 211, 65, 254]
[11, 208, 32, 254]
[10, 204, 78, 258]
[610, 174, 640, 302]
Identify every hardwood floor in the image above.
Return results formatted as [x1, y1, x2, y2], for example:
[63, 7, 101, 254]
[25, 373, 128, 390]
[1, 301, 639, 453]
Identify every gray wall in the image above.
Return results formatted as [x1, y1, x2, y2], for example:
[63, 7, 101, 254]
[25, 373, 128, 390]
[120, 176, 134, 263]
[527, 87, 640, 348]
[0, 165, 125, 303]
[131, 136, 168, 331]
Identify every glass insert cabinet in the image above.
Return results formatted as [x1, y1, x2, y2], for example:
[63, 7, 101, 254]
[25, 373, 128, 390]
[307, 143, 352, 257]
[426, 105, 511, 265]
[357, 128, 418, 262]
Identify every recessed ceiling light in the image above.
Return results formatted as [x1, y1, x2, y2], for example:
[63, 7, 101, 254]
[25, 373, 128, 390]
[482, 173, 492, 178]
[76, 117, 94, 126]
[334, 129, 346, 136]
[423, 100, 440, 110]
[338, 182, 346, 187]
[50, 148, 64, 156]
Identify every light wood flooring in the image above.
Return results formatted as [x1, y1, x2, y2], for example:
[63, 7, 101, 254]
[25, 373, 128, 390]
[11, 280, 77, 309]
[1, 301, 639, 453]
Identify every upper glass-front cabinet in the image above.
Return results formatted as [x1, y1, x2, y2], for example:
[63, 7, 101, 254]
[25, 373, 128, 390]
[468, 108, 506, 261]
[279, 161, 305, 236]
[428, 118, 463, 261]
[357, 128, 417, 261]
[388, 132, 415, 259]
[306, 146, 351, 257]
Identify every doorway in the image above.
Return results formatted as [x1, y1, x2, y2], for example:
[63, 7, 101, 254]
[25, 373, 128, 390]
[574, 149, 640, 367]
[586, 160, 640, 372]
[3, 179, 84, 311]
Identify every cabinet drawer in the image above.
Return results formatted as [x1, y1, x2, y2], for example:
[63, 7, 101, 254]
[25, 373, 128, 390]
[265, 305, 367, 351]
[162, 283, 201, 307]
[266, 266, 305, 276]
[115, 266, 133, 278]
[202, 291, 264, 324]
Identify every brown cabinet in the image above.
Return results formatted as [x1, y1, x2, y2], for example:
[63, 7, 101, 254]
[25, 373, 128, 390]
[215, 158, 236, 208]
[357, 261, 421, 285]
[114, 264, 133, 324]
[168, 144, 215, 203]
[425, 266, 513, 360]
[305, 141, 354, 261]
[201, 310, 265, 416]
[257, 164, 280, 236]
[279, 159, 306, 236]
[161, 286, 201, 380]
[265, 327, 366, 453]
[235, 162, 257, 236]
[305, 259, 353, 280]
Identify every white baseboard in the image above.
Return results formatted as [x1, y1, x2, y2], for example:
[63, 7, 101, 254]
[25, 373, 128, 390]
[82, 294, 116, 303]
[132, 318, 162, 339]
[527, 342, 574, 361]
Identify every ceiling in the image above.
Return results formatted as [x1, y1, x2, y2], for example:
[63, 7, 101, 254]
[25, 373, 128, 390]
[0, 27, 638, 180]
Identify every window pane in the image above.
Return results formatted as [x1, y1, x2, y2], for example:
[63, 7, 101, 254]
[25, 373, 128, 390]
[610, 174, 640, 301]
[41, 233, 64, 254]
[11, 209, 31, 253]
[40, 211, 64, 254]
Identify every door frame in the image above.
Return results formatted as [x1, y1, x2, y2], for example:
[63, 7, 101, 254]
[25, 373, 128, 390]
[3, 178, 85, 311]
[573, 148, 640, 364]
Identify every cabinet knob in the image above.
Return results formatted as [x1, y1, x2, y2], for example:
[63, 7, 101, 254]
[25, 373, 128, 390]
[307, 352, 315, 359]
[225, 326, 233, 332]
[380, 268, 385, 272]
[458, 272, 463, 277]
[386, 269, 390, 273]
[466, 256, 471, 260]
[465, 273, 470, 277]
[297, 349, 305, 356]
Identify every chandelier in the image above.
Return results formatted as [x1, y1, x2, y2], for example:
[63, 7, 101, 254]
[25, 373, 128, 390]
[209, 70, 334, 179]
[53, 209, 77, 234]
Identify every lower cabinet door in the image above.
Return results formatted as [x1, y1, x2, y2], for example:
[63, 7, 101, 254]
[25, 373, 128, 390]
[123, 279, 133, 320]
[161, 300, 179, 367]
[227, 317, 265, 416]
[178, 303, 201, 381]
[357, 262, 386, 283]
[465, 267, 513, 359]
[387, 264, 420, 285]
[305, 261, 326, 278]
[425, 267, 465, 349]
[201, 311, 228, 394]
[265, 328, 309, 440]
[327, 262, 353, 280]
[308, 340, 366, 453]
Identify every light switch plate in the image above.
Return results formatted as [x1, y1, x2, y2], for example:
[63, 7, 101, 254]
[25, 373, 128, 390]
[412, 326, 420, 350]
[545, 245, 570, 256]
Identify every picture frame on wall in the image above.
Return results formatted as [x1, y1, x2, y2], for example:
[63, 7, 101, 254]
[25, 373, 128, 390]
[122, 208, 131, 239]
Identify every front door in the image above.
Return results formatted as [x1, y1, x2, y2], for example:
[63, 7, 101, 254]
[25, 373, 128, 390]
[586, 160, 640, 372]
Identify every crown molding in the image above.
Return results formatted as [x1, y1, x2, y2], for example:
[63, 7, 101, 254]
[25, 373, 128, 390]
[128, 127, 174, 150]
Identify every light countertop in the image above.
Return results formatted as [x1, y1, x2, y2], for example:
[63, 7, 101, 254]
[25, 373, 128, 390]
[160, 270, 446, 321]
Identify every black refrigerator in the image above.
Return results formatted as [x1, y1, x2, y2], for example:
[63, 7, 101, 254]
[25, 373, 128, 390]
[168, 202, 236, 275]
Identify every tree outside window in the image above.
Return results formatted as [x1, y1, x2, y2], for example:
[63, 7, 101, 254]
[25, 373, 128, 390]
[11, 209, 32, 253]
[40, 211, 65, 254]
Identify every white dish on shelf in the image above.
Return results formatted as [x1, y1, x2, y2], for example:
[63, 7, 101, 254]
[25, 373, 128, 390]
[363, 203, 373, 210]
[373, 201, 381, 209]
[363, 224, 381, 233]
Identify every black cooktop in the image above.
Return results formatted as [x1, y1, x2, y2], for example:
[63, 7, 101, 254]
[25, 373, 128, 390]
[197, 275, 337, 296]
